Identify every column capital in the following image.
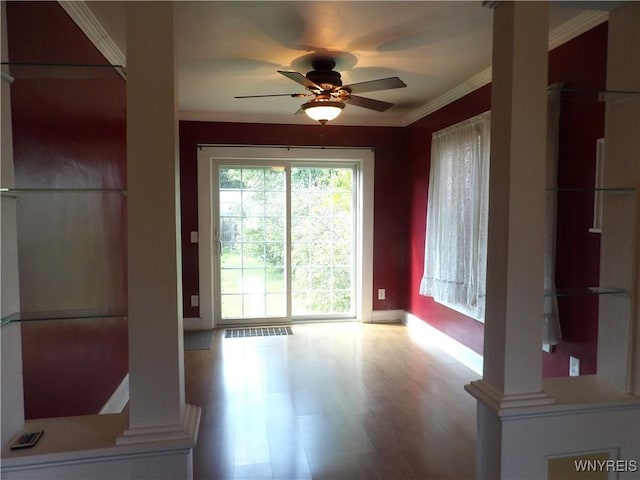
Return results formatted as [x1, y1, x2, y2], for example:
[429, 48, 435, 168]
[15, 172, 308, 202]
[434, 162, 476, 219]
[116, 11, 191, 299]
[465, 380, 555, 416]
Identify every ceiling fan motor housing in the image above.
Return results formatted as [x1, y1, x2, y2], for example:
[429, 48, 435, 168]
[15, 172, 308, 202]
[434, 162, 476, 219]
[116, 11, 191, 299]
[306, 58, 342, 89]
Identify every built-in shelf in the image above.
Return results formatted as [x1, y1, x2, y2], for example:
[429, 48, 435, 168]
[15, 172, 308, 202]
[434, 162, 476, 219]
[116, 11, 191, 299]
[545, 187, 635, 193]
[548, 86, 640, 102]
[544, 287, 628, 298]
[1, 62, 126, 81]
[1, 308, 127, 326]
[1, 187, 126, 195]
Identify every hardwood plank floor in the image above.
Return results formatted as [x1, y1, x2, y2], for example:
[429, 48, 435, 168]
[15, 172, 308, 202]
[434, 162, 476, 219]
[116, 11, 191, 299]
[185, 322, 480, 480]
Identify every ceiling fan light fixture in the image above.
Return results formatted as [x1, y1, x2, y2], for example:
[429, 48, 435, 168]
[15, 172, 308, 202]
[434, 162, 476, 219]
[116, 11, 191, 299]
[302, 100, 345, 124]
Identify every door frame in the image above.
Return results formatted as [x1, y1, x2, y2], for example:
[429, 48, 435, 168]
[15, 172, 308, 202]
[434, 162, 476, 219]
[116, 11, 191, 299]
[195, 145, 374, 329]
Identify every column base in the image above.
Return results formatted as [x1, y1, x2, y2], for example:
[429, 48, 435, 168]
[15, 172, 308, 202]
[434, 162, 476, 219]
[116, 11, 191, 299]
[116, 404, 201, 447]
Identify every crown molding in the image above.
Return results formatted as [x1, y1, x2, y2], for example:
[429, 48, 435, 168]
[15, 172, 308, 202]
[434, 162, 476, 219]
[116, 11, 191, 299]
[58, 1, 126, 71]
[548, 10, 608, 50]
[404, 9, 609, 126]
[403, 67, 492, 126]
[179, 110, 405, 128]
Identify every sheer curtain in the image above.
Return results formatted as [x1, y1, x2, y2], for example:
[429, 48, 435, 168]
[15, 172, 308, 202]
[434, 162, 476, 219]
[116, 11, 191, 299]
[420, 111, 490, 321]
[543, 85, 562, 348]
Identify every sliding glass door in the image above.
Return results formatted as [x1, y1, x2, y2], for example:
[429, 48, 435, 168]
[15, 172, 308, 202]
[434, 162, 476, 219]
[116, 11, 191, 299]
[215, 163, 356, 324]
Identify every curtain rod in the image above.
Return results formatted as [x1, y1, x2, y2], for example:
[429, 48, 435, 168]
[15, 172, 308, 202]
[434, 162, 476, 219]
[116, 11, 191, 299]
[197, 144, 375, 152]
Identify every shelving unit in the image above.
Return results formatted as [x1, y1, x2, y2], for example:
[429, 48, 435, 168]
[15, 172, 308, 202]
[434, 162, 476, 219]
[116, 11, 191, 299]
[1, 308, 127, 326]
[544, 286, 628, 297]
[1, 188, 126, 194]
[0, 4, 202, 477]
[544, 85, 638, 361]
[1, 56, 129, 440]
[0, 61, 125, 81]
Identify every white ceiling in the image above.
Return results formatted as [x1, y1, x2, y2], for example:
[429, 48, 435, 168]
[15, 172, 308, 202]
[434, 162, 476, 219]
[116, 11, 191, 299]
[83, 1, 609, 127]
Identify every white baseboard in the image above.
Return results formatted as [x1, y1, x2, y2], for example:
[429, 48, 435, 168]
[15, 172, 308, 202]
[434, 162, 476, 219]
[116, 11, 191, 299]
[405, 312, 484, 376]
[100, 373, 129, 414]
[371, 309, 405, 323]
[183, 317, 206, 331]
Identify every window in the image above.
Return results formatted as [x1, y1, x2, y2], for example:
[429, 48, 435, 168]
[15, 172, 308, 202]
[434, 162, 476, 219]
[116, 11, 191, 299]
[419, 111, 490, 321]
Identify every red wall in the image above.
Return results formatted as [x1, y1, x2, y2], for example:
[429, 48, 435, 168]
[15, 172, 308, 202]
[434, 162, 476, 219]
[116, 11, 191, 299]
[7, 1, 128, 418]
[404, 23, 608, 373]
[179, 122, 408, 318]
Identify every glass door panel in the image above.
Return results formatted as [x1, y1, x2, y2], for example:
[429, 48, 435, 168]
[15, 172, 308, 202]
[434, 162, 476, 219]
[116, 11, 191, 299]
[219, 166, 286, 320]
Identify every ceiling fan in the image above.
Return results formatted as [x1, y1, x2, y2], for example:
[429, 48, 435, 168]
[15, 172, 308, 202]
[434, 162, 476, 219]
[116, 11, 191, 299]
[234, 57, 407, 124]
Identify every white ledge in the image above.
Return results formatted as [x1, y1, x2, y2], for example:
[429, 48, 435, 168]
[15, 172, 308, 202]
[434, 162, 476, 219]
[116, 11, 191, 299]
[466, 375, 640, 419]
[1, 405, 201, 473]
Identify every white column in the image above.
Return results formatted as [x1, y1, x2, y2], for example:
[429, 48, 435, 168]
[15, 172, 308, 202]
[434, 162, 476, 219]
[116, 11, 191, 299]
[118, 1, 200, 445]
[465, 2, 553, 477]
[467, 0, 553, 404]
[597, 2, 640, 393]
[0, 0, 26, 446]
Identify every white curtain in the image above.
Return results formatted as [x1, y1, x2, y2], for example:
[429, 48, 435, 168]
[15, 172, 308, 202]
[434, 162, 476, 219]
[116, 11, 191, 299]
[420, 111, 490, 321]
[543, 86, 562, 347]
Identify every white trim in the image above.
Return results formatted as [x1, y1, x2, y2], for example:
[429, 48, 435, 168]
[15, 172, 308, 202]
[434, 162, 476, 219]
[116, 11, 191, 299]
[548, 11, 609, 51]
[1, 70, 14, 84]
[404, 68, 492, 126]
[436, 299, 484, 323]
[403, 10, 608, 126]
[197, 154, 215, 330]
[183, 317, 207, 331]
[197, 146, 374, 327]
[371, 309, 405, 323]
[116, 404, 200, 446]
[465, 379, 555, 414]
[99, 374, 129, 414]
[405, 312, 484, 375]
[57, 1, 126, 69]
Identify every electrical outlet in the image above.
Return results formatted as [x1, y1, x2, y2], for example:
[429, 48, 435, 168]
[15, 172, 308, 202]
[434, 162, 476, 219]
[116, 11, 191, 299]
[190, 231, 198, 243]
[378, 289, 386, 300]
[569, 356, 580, 377]
[191, 295, 199, 307]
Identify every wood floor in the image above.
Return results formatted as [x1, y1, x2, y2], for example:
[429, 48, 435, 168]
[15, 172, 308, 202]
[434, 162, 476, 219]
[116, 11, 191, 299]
[185, 322, 480, 480]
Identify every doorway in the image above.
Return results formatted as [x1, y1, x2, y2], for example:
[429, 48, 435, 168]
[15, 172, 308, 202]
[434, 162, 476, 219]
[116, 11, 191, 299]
[196, 146, 374, 328]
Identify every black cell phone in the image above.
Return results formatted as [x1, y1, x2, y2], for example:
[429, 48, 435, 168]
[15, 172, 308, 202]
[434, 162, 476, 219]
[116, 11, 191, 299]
[10, 430, 44, 450]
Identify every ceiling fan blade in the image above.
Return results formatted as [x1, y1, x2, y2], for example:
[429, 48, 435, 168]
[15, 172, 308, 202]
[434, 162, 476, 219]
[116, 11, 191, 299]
[277, 70, 322, 91]
[342, 76, 407, 94]
[235, 93, 308, 99]
[347, 95, 394, 112]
